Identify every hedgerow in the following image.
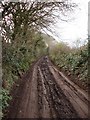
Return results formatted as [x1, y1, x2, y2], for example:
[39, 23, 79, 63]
[50, 43, 88, 90]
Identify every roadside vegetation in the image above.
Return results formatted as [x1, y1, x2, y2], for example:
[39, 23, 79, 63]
[50, 42, 88, 91]
[2, 31, 48, 113]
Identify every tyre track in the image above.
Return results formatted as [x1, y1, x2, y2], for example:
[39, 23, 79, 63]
[49, 62, 88, 118]
[38, 59, 79, 118]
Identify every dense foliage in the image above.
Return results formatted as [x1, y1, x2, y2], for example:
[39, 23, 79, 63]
[2, 31, 48, 114]
[50, 42, 88, 91]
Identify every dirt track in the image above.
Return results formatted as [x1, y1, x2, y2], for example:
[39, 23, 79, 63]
[6, 56, 89, 118]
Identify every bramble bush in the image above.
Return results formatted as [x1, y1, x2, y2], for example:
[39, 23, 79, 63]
[50, 43, 88, 90]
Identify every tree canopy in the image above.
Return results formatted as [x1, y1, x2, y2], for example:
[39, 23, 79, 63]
[1, 0, 76, 43]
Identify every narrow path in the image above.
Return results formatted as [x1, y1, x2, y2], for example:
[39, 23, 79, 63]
[6, 56, 89, 118]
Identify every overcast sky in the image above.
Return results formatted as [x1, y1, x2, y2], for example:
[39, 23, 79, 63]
[48, 0, 89, 47]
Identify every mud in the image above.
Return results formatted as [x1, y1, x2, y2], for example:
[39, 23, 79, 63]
[4, 56, 89, 119]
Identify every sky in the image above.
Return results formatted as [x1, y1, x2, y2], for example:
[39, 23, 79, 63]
[48, 0, 89, 47]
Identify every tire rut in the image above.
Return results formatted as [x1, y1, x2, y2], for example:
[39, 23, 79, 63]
[38, 59, 79, 118]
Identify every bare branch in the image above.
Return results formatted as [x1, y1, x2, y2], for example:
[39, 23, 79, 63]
[0, 0, 77, 42]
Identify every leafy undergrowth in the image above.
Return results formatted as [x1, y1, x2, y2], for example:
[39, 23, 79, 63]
[2, 31, 48, 117]
[50, 42, 88, 91]
[2, 89, 12, 110]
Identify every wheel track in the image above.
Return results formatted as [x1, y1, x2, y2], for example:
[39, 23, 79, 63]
[38, 59, 79, 118]
[37, 67, 55, 118]
[49, 64, 89, 118]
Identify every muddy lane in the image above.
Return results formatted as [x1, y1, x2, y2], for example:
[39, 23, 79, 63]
[38, 57, 79, 118]
[5, 56, 88, 119]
